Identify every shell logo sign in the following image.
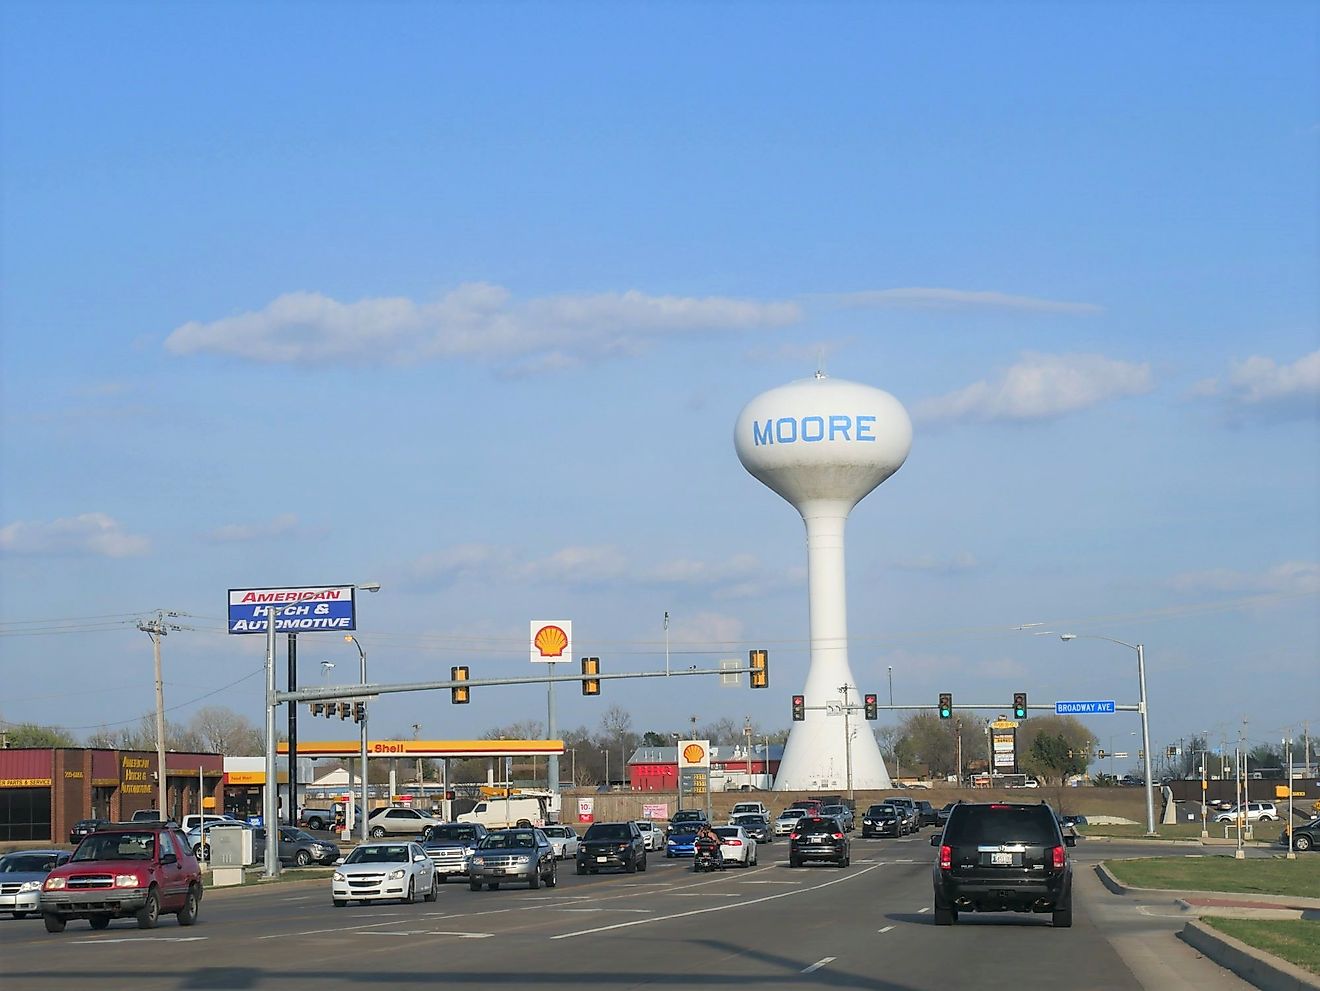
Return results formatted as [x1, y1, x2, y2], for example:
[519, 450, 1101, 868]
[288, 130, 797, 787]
[678, 739, 711, 769]
[683, 743, 706, 764]
[530, 620, 572, 663]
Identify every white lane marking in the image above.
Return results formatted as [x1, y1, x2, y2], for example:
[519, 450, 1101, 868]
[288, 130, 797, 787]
[917, 907, 930, 913]
[259, 918, 430, 939]
[72, 937, 208, 945]
[361, 930, 494, 938]
[878, 925, 894, 933]
[560, 908, 651, 913]
[802, 957, 836, 974]
[739, 880, 800, 884]
[670, 892, 743, 897]
[551, 863, 883, 940]
[894, 859, 915, 864]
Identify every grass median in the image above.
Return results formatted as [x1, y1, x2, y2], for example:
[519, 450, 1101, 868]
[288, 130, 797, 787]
[1202, 919, 1320, 976]
[1104, 855, 1320, 899]
[1081, 821, 1276, 842]
[203, 867, 335, 889]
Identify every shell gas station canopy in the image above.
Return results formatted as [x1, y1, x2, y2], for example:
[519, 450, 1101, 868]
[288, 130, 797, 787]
[277, 739, 564, 759]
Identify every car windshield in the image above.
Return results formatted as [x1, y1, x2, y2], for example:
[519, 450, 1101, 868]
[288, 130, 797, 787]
[670, 824, 700, 837]
[714, 827, 739, 839]
[584, 824, 630, 841]
[868, 806, 896, 816]
[73, 833, 157, 861]
[344, 845, 409, 864]
[429, 826, 480, 843]
[732, 815, 761, 825]
[480, 831, 538, 849]
[779, 810, 806, 820]
[0, 853, 61, 872]
[944, 807, 1059, 846]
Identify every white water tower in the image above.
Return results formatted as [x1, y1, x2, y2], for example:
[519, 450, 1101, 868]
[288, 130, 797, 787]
[735, 373, 912, 791]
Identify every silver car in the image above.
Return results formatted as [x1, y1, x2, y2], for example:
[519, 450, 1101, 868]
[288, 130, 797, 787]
[774, 809, 810, 837]
[542, 825, 580, 860]
[467, 828, 558, 891]
[0, 850, 71, 918]
[332, 841, 437, 906]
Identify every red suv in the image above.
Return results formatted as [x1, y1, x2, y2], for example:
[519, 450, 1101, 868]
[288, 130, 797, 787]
[41, 822, 203, 933]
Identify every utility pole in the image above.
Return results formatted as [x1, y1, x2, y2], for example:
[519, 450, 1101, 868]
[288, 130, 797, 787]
[839, 684, 855, 801]
[287, 632, 298, 826]
[137, 611, 181, 819]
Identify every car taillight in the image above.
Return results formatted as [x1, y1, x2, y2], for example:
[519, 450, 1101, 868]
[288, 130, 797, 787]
[832, 833, 843, 840]
[789, 832, 799, 840]
[939, 844, 952, 870]
[727, 838, 742, 846]
[1051, 845, 1066, 870]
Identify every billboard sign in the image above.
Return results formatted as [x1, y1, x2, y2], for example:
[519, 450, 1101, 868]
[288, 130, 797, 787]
[228, 585, 357, 634]
[531, 620, 572, 663]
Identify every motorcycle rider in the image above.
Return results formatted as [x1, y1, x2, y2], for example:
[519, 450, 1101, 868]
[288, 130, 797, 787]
[694, 823, 723, 869]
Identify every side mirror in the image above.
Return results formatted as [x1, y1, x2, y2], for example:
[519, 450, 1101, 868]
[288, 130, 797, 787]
[414, 855, 428, 863]
[1064, 835, 1077, 847]
[929, 834, 941, 847]
[161, 852, 177, 865]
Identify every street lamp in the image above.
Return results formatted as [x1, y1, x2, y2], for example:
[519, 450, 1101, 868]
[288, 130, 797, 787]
[344, 634, 369, 844]
[602, 749, 609, 790]
[1060, 633, 1156, 835]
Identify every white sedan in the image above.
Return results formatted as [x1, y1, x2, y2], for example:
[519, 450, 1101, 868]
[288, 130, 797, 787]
[713, 826, 758, 867]
[542, 825, 580, 860]
[636, 821, 666, 851]
[333, 841, 438, 906]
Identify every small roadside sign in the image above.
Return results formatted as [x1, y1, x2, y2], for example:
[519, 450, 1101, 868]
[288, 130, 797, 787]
[1055, 700, 1116, 715]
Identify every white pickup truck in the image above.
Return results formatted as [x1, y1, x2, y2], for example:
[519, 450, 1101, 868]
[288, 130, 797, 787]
[729, 801, 770, 820]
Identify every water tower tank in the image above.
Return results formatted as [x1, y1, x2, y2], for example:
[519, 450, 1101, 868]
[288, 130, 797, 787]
[735, 373, 912, 791]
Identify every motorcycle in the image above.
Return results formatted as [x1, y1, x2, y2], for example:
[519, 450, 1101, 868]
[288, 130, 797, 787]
[693, 840, 724, 872]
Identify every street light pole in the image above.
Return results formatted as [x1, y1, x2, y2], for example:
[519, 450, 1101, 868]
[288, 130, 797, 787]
[1061, 634, 1157, 836]
[345, 635, 369, 844]
[603, 749, 609, 789]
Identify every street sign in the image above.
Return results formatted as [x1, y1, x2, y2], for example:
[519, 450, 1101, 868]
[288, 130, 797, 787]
[1055, 700, 1116, 715]
[1113, 752, 1129, 758]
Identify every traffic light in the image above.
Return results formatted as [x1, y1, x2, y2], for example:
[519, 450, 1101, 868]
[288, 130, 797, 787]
[864, 693, 878, 720]
[1097, 749, 1107, 759]
[451, 666, 470, 704]
[338, 702, 351, 719]
[310, 702, 324, 717]
[791, 695, 805, 721]
[1165, 745, 1178, 758]
[352, 701, 365, 722]
[324, 701, 335, 718]
[749, 649, 768, 689]
[581, 656, 600, 696]
[1013, 692, 1027, 720]
[938, 692, 952, 719]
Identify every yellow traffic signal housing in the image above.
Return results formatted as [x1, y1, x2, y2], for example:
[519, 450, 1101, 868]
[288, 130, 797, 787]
[938, 692, 953, 719]
[451, 666, 470, 704]
[338, 702, 351, 719]
[310, 702, 324, 717]
[353, 701, 366, 722]
[1013, 692, 1027, 719]
[791, 695, 805, 721]
[748, 649, 768, 689]
[581, 656, 600, 696]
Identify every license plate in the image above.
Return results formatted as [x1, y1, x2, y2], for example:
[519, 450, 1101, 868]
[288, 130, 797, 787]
[991, 852, 1013, 866]
[810, 836, 823, 843]
[597, 856, 608, 863]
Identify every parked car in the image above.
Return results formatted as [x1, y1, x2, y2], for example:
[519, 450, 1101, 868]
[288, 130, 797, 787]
[0, 850, 71, 919]
[542, 824, 581, 859]
[1213, 802, 1278, 823]
[914, 801, 939, 828]
[1280, 816, 1320, 853]
[467, 828, 558, 890]
[260, 826, 341, 866]
[185, 821, 254, 860]
[576, 821, 647, 874]
[729, 813, 771, 844]
[860, 804, 902, 838]
[422, 822, 488, 881]
[712, 826, 758, 867]
[40, 823, 203, 932]
[130, 810, 166, 822]
[820, 804, 854, 832]
[368, 805, 446, 838]
[789, 815, 850, 868]
[332, 841, 438, 905]
[932, 802, 1075, 927]
[68, 819, 111, 845]
[665, 822, 701, 858]
[773, 808, 810, 837]
[634, 821, 665, 851]
[670, 809, 708, 826]
[180, 813, 242, 832]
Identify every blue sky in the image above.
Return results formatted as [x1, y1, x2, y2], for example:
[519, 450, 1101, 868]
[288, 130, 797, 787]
[2, 2, 1316, 765]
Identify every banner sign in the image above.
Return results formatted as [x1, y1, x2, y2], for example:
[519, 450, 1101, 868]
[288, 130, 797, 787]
[228, 585, 357, 634]
[642, 803, 668, 820]
[530, 620, 573, 663]
[577, 797, 594, 824]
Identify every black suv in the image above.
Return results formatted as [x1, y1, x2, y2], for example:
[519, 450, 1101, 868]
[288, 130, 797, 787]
[860, 804, 902, 838]
[576, 821, 647, 874]
[931, 802, 1075, 927]
[789, 815, 849, 867]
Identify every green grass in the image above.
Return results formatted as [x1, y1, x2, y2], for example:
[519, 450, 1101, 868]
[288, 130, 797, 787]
[1082, 821, 1274, 842]
[1202, 919, 1320, 976]
[1105, 856, 1320, 899]
[203, 867, 335, 889]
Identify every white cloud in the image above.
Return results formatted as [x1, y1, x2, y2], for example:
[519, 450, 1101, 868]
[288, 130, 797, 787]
[667, 612, 747, 649]
[204, 513, 303, 543]
[1191, 350, 1320, 419]
[893, 551, 979, 574]
[1169, 561, 1319, 596]
[832, 287, 1102, 314]
[0, 513, 151, 558]
[915, 352, 1153, 423]
[164, 283, 802, 369]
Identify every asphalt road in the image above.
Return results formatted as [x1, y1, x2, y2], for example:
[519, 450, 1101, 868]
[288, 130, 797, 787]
[0, 834, 1262, 991]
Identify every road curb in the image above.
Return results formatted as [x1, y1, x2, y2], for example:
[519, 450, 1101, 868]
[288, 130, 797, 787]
[1094, 864, 1320, 910]
[1179, 919, 1320, 991]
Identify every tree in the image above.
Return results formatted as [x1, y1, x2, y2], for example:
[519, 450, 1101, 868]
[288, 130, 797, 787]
[1014, 716, 1096, 782]
[641, 731, 670, 747]
[187, 706, 263, 756]
[2, 721, 78, 748]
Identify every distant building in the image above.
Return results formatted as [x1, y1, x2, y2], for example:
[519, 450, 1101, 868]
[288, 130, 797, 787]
[626, 744, 783, 792]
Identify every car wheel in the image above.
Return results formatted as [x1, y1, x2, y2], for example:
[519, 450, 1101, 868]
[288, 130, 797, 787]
[546, 861, 558, 888]
[177, 885, 200, 926]
[625, 855, 637, 874]
[638, 853, 648, 872]
[1259, 815, 1274, 822]
[789, 857, 800, 868]
[1052, 901, 1073, 928]
[469, 879, 483, 891]
[1294, 834, 1312, 852]
[424, 876, 438, 902]
[89, 915, 111, 930]
[333, 899, 347, 907]
[370, 826, 387, 838]
[529, 867, 541, 890]
[12, 911, 29, 920]
[307, 817, 325, 831]
[294, 850, 312, 867]
[135, 888, 160, 929]
[193, 844, 203, 859]
[43, 914, 66, 933]
[840, 856, 849, 868]
[934, 905, 956, 926]
[404, 878, 416, 904]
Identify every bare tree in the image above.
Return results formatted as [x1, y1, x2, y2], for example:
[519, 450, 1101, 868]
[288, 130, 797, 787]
[188, 706, 264, 755]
